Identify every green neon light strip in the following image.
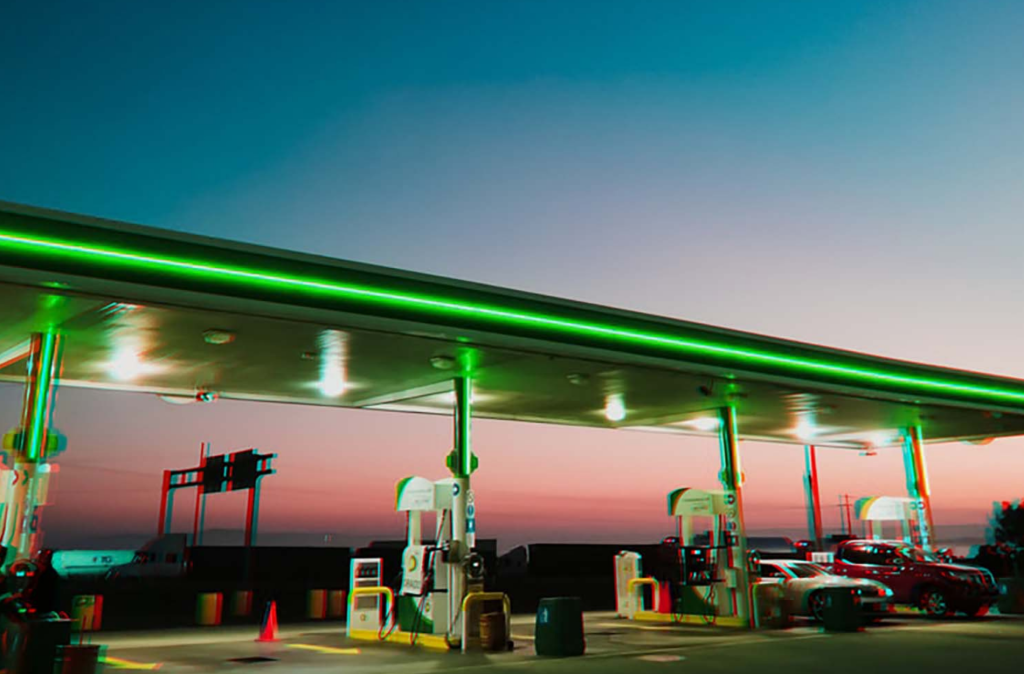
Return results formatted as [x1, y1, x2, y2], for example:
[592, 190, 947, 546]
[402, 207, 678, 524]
[25, 331, 56, 462]
[1, 231, 1023, 405]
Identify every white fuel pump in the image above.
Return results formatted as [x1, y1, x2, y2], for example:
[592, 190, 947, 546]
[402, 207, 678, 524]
[855, 496, 920, 544]
[395, 475, 482, 643]
[614, 551, 643, 618]
[347, 473, 507, 650]
[615, 487, 753, 627]
[669, 487, 748, 620]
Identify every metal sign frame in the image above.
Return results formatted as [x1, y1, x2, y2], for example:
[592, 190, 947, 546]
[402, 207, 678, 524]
[157, 446, 275, 546]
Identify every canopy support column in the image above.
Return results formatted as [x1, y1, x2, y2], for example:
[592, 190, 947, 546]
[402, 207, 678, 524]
[803, 445, 824, 551]
[902, 426, 936, 550]
[446, 375, 474, 641]
[717, 406, 751, 625]
[2, 331, 63, 569]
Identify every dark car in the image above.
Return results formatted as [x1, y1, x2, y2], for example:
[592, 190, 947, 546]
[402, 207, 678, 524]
[831, 540, 998, 617]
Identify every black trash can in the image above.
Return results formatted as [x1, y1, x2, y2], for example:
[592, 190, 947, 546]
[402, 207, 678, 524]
[821, 587, 863, 632]
[55, 644, 102, 674]
[997, 578, 1024, 615]
[535, 597, 585, 657]
[12, 617, 73, 674]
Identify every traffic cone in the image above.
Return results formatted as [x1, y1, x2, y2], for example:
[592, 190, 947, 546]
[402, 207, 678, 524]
[256, 600, 279, 642]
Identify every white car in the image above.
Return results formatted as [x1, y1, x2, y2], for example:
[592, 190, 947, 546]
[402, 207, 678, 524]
[759, 559, 893, 621]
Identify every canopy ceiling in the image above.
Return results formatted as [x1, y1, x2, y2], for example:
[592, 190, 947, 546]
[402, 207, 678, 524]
[1, 201, 1023, 450]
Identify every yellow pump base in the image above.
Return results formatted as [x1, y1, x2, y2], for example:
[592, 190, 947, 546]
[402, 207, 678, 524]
[347, 628, 452, 650]
[633, 610, 747, 628]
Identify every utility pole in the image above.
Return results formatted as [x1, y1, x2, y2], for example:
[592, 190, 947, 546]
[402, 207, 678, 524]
[837, 494, 855, 537]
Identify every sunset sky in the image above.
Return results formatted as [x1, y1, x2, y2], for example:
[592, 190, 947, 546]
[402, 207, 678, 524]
[1, 1, 1023, 550]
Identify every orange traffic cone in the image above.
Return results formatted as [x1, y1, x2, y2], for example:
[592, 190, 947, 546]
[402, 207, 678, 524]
[256, 600, 279, 642]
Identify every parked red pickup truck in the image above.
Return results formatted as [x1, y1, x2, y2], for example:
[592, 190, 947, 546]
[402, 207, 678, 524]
[831, 540, 998, 617]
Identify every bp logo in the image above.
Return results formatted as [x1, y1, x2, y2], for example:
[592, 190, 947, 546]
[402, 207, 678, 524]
[407, 555, 419, 572]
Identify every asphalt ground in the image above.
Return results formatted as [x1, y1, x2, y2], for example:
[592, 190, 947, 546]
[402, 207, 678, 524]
[91, 611, 1024, 673]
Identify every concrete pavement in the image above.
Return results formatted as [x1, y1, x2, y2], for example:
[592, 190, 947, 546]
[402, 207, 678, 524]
[90, 611, 1024, 673]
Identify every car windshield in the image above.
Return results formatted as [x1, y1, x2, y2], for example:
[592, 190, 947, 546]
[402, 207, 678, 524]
[896, 546, 940, 563]
[785, 563, 828, 578]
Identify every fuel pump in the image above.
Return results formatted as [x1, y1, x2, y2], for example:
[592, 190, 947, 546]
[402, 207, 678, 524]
[667, 487, 750, 621]
[395, 475, 482, 642]
[615, 488, 752, 626]
[854, 496, 920, 544]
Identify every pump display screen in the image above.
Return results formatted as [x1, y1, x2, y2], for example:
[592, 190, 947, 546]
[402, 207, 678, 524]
[682, 547, 715, 585]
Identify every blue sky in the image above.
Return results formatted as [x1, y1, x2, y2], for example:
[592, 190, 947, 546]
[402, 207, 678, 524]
[3, 2, 1023, 364]
[2, 1, 1023, 548]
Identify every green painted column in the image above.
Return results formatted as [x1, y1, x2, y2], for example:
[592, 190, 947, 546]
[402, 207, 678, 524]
[2, 331, 63, 569]
[717, 406, 751, 625]
[902, 426, 936, 550]
[452, 376, 473, 479]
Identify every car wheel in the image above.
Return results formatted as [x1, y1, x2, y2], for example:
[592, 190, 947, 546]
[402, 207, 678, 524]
[808, 591, 826, 622]
[920, 588, 951, 618]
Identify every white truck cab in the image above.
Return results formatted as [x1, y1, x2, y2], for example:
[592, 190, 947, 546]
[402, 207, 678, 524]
[106, 534, 189, 580]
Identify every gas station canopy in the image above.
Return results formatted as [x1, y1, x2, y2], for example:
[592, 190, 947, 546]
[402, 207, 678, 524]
[2, 200, 1024, 449]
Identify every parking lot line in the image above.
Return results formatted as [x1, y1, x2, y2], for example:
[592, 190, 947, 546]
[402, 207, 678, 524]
[287, 643, 362, 655]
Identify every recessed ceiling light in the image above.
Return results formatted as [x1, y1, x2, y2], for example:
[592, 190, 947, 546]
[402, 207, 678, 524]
[604, 394, 626, 422]
[203, 329, 236, 346]
[870, 432, 893, 447]
[430, 355, 456, 370]
[317, 330, 347, 397]
[110, 351, 143, 381]
[794, 420, 816, 441]
[686, 417, 720, 431]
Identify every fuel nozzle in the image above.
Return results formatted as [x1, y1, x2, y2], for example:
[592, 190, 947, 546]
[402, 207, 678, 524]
[464, 552, 485, 583]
